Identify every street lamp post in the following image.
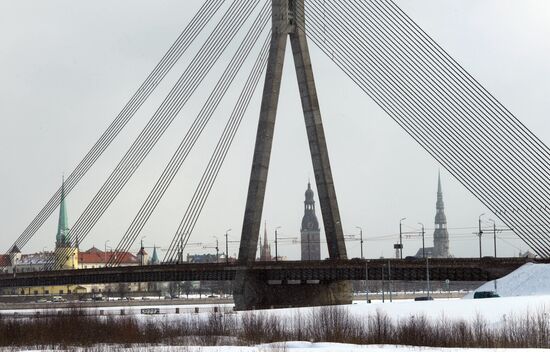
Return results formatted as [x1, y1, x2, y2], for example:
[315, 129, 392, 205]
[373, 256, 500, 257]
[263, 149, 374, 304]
[388, 260, 393, 302]
[478, 213, 485, 258]
[213, 236, 219, 263]
[426, 256, 431, 298]
[225, 229, 231, 263]
[140, 236, 146, 266]
[365, 260, 369, 303]
[104, 240, 110, 267]
[356, 226, 363, 259]
[275, 226, 281, 261]
[489, 219, 497, 258]
[381, 263, 385, 303]
[418, 222, 425, 259]
[399, 218, 406, 259]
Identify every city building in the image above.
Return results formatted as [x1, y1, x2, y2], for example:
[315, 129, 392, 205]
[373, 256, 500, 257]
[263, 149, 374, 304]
[415, 172, 451, 258]
[0, 179, 158, 295]
[301, 181, 321, 260]
[259, 222, 272, 261]
[53, 178, 79, 270]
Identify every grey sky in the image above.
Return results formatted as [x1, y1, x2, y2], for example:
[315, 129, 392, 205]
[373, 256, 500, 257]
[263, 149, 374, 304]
[1, 0, 549, 260]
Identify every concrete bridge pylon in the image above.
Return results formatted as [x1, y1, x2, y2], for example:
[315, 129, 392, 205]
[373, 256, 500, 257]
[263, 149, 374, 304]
[234, 0, 352, 310]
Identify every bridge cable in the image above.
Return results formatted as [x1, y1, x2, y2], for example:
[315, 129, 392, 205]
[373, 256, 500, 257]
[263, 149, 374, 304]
[294, 1, 550, 256]
[300, 0, 550, 253]
[48, 0, 262, 270]
[358, 0, 550, 254]
[163, 33, 270, 263]
[300, 2, 550, 256]
[109, 1, 270, 266]
[51, 0, 261, 269]
[7, 0, 227, 255]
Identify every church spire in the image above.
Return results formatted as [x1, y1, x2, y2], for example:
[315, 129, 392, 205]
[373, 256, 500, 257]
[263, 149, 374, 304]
[151, 245, 160, 265]
[433, 171, 450, 257]
[260, 221, 272, 261]
[436, 170, 444, 210]
[56, 176, 70, 247]
[263, 221, 268, 247]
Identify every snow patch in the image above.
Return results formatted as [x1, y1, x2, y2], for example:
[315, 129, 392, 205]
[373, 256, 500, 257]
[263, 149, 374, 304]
[464, 263, 550, 299]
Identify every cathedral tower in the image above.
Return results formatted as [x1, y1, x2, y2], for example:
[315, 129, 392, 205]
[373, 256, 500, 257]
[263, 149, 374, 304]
[259, 222, 272, 261]
[433, 172, 450, 257]
[301, 182, 321, 260]
[54, 177, 79, 269]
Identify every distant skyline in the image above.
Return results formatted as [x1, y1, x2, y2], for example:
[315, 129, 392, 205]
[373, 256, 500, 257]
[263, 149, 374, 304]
[1, 0, 549, 259]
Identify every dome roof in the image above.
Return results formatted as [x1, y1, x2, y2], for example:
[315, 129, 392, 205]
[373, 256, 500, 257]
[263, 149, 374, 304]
[301, 213, 320, 231]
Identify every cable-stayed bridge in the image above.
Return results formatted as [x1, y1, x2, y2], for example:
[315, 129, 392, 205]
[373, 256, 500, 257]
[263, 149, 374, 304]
[2, 0, 549, 309]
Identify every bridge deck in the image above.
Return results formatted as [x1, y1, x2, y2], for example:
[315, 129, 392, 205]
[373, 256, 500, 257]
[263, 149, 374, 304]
[0, 257, 541, 288]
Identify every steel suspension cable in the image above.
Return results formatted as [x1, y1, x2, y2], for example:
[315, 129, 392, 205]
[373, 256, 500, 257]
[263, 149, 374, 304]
[49, 0, 261, 269]
[164, 33, 270, 263]
[7, 0, 226, 254]
[300, 0, 550, 253]
[301, 0, 550, 254]
[294, 4, 550, 256]
[296, 2, 550, 256]
[110, 1, 270, 266]
[381, 0, 550, 161]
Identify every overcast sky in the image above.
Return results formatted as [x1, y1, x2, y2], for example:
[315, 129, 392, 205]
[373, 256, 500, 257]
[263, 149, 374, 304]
[1, 0, 550, 260]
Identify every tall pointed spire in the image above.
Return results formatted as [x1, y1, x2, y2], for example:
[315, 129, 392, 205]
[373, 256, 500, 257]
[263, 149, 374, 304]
[437, 170, 442, 194]
[151, 245, 159, 265]
[260, 221, 272, 261]
[263, 221, 268, 247]
[433, 172, 450, 257]
[56, 176, 70, 247]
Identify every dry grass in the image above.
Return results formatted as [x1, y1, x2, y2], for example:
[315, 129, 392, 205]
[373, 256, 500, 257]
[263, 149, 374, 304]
[1, 305, 550, 348]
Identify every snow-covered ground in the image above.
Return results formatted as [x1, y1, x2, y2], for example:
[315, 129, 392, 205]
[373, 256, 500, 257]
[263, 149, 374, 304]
[464, 263, 550, 298]
[10, 264, 550, 351]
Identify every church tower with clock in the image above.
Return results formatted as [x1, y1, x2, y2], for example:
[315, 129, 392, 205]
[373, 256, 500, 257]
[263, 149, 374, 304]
[300, 181, 321, 260]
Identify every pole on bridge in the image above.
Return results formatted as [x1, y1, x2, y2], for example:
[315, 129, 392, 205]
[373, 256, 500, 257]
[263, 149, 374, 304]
[274, 226, 281, 261]
[356, 226, 363, 259]
[388, 260, 393, 302]
[381, 263, 385, 303]
[225, 229, 231, 264]
[426, 257, 431, 298]
[399, 218, 406, 259]
[478, 213, 485, 258]
[418, 222, 425, 259]
[490, 219, 497, 258]
[365, 260, 369, 303]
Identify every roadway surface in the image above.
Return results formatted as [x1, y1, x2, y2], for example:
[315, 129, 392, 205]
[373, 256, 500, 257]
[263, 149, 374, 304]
[0, 257, 540, 288]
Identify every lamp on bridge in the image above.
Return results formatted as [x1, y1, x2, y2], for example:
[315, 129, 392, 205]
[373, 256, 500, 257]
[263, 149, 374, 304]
[478, 213, 485, 258]
[399, 218, 406, 259]
[355, 226, 364, 259]
[274, 226, 281, 261]
[225, 229, 231, 264]
[418, 222, 425, 259]
[104, 240, 110, 268]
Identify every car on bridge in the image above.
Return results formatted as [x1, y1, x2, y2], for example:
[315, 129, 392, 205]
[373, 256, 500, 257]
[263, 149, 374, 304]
[473, 291, 500, 299]
[414, 296, 434, 301]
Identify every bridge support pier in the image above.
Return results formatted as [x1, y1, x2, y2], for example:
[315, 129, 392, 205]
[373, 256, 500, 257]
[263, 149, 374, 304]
[233, 271, 351, 310]
[234, 0, 351, 309]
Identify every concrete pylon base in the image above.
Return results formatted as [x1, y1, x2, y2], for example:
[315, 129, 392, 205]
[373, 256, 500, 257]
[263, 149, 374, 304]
[233, 271, 352, 310]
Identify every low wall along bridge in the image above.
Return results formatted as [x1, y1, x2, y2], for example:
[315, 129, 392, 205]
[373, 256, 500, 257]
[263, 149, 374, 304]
[2, 0, 550, 310]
